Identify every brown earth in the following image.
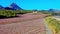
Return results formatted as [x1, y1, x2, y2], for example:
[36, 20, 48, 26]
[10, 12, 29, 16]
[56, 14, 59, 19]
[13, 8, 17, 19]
[0, 13, 47, 24]
[0, 13, 47, 34]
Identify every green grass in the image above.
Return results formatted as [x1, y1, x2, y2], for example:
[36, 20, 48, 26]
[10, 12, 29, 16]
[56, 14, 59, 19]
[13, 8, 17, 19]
[45, 16, 60, 34]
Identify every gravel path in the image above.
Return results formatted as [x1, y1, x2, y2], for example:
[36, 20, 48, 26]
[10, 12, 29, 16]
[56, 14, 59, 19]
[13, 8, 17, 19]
[43, 19, 52, 34]
[52, 16, 60, 21]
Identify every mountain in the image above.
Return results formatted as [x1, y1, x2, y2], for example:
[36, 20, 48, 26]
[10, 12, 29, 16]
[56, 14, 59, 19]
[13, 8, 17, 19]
[48, 9, 55, 12]
[9, 3, 22, 10]
[5, 7, 16, 10]
[4, 2, 23, 10]
[0, 5, 4, 9]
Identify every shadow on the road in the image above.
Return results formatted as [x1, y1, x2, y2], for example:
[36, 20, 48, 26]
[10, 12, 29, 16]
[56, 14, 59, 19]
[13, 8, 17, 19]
[0, 15, 20, 19]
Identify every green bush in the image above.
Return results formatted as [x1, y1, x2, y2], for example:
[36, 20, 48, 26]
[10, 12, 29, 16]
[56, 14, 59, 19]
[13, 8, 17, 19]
[0, 10, 18, 17]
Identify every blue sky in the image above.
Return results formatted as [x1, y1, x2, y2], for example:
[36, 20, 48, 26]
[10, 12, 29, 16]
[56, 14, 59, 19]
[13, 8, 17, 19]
[0, 0, 60, 10]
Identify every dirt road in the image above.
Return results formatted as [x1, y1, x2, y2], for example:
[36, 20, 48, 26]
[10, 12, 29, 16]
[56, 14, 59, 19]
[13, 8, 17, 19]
[0, 14, 47, 34]
[0, 14, 47, 24]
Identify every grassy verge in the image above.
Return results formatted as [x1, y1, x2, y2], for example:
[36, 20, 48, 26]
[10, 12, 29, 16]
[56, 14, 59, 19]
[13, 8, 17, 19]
[45, 16, 60, 34]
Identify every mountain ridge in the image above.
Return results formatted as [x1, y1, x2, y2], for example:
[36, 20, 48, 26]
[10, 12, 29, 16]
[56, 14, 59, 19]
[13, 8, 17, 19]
[0, 3, 23, 10]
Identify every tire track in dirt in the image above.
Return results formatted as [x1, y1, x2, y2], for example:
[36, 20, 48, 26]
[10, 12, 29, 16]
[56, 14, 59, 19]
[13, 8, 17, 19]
[0, 19, 46, 34]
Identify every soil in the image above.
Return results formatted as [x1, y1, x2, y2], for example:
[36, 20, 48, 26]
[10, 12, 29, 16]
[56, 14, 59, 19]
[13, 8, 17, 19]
[0, 13, 47, 24]
[0, 13, 47, 34]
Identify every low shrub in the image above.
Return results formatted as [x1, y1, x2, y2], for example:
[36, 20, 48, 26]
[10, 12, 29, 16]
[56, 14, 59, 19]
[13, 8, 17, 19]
[0, 10, 18, 17]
